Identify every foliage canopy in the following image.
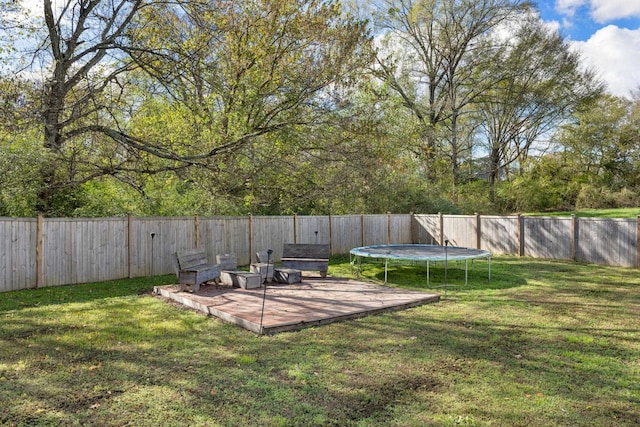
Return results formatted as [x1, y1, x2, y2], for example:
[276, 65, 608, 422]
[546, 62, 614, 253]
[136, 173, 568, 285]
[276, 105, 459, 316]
[0, 0, 636, 217]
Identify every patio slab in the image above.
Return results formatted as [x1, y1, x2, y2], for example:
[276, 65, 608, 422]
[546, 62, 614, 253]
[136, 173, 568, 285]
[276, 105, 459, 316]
[154, 276, 440, 334]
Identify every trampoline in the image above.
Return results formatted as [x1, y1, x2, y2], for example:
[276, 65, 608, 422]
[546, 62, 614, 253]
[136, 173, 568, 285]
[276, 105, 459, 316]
[350, 244, 492, 287]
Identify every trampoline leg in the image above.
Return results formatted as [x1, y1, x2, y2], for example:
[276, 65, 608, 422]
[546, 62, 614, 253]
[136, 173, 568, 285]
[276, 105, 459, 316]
[384, 258, 388, 283]
[488, 257, 491, 281]
[350, 253, 353, 275]
[426, 260, 430, 287]
[465, 259, 468, 287]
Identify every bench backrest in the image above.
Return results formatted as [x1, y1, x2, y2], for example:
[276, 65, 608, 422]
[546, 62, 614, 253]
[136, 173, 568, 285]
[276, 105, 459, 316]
[175, 248, 209, 270]
[216, 253, 237, 270]
[282, 243, 330, 260]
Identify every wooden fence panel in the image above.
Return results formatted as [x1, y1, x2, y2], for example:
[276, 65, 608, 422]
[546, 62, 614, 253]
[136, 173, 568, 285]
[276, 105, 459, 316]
[523, 216, 573, 260]
[363, 215, 388, 246]
[330, 215, 362, 254]
[198, 217, 251, 266]
[481, 216, 519, 255]
[296, 216, 330, 245]
[42, 218, 129, 286]
[133, 217, 195, 277]
[443, 215, 476, 248]
[226, 218, 251, 266]
[0, 218, 36, 291]
[412, 215, 439, 244]
[198, 217, 226, 262]
[577, 218, 637, 267]
[251, 216, 294, 262]
[390, 214, 412, 244]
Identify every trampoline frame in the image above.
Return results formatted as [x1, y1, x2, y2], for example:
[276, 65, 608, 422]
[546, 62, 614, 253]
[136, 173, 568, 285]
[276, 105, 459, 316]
[349, 244, 491, 287]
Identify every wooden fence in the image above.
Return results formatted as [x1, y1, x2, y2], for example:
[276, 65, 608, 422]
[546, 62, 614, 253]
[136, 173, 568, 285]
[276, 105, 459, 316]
[412, 213, 640, 268]
[1, 213, 638, 293]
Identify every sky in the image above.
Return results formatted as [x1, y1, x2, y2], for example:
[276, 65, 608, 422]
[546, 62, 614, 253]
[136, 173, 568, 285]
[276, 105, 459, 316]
[9, 0, 640, 99]
[536, 0, 640, 98]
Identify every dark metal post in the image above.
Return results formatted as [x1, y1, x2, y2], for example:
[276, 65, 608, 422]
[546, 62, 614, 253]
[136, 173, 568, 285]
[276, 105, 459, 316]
[259, 249, 273, 335]
[150, 232, 156, 276]
[444, 240, 449, 292]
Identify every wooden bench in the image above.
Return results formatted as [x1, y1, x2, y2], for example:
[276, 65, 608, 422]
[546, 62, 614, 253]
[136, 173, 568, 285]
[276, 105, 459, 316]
[173, 248, 221, 292]
[281, 243, 330, 278]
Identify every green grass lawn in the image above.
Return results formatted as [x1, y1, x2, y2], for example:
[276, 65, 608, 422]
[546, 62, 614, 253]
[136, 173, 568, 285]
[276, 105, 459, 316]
[1, 257, 639, 426]
[524, 207, 640, 218]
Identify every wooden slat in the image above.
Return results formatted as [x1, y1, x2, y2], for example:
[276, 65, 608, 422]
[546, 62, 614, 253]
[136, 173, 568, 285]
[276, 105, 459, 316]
[177, 249, 210, 269]
[282, 243, 329, 259]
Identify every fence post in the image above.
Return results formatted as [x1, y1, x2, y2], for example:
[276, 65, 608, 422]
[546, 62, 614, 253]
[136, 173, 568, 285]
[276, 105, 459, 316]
[293, 214, 298, 244]
[571, 215, 578, 261]
[328, 213, 333, 255]
[409, 212, 414, 244]
[476, 213, 481, 249]
[637, 215, 640, 268]
[249, 214, 253, 262]
[387, 212, 391, 244]
[128, 213, 134, 278]
[36, 214, 44, 288]
[194, 215, 200, 248]
[439, 212, 444, 245]
[361, 214, 365, 246]
[518, 214, 524, 256]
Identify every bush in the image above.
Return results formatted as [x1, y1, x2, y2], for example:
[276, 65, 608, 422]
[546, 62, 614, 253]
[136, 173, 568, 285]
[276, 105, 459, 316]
[576, 185, 640, 209]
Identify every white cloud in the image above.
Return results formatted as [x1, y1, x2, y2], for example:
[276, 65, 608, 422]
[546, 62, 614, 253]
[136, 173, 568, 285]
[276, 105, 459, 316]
[556, 0, 588, 17]
[572, 25, 640, 97]
[555, 0, 640, 23]
[590, 0, 640, 23]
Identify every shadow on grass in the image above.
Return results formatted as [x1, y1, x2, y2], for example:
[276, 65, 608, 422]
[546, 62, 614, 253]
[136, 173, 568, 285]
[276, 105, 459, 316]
[331, 255, 527, 291]
[1, 255, 639, 425]
[0, 275, 176, 313]
[336, 311, 640, 423]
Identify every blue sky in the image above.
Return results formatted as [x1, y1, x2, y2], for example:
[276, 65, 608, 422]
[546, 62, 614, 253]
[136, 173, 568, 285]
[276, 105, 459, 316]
[535, 0, 640, 97]
[10, 0, 640, 98]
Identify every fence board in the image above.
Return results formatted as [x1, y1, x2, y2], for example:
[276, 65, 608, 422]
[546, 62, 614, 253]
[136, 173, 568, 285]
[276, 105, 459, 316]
[481, 216, 519, 255]
[198, 217, 225, 262]
[251, 216, 294, 262]
[224, 218, 251, 266]
[363, 215, 388, 246]
[197, 217, 251, 266]
[0, 218, 37, 291]
[330, 215, 363, 254]
[577, 218, 637, 267]
[40, 218, 129, 286]
[412, 215, 439, 244]
[390, 214, 412, 244]
[133, 217, 195, 277]
[523, 217, 573, 260]
[443, 215, 476, 248]
[296, 216, 330, 245]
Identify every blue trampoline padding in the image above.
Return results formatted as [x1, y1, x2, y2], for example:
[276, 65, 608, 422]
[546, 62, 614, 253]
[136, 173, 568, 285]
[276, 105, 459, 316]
[349, 244, 491, 262]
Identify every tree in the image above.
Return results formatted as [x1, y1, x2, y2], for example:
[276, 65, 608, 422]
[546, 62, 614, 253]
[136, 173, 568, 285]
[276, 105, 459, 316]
[123, 0, 372, 213]
[1, 0, 371, 216]
[474, 17, 603, 202]
[372, 0, 529, 190]
[129, 0, 370, 154]
[556, 95, 640, 207]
